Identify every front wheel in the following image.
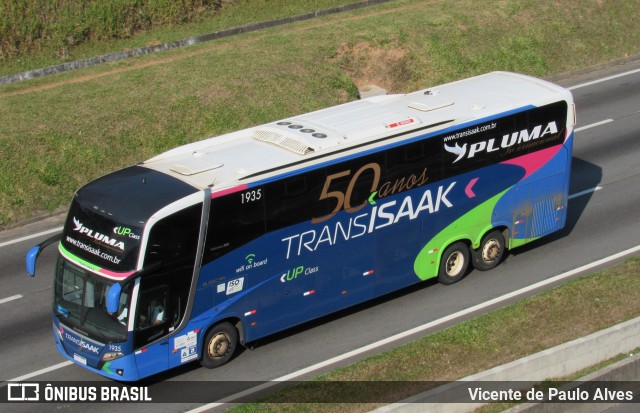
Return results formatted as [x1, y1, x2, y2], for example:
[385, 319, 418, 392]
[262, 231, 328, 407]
[200, 322, 238, 369]
[472, 230, 505, 271]
[438, 242, 470, 285]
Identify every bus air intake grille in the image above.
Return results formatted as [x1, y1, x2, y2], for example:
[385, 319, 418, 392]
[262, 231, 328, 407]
[254, 128, 315, 155]
[530, 197, 557, 237]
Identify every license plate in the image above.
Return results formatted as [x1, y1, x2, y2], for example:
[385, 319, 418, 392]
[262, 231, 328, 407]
[73, 354, 87, 365]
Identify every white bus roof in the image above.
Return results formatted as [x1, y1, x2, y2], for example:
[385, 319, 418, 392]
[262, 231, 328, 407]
[142, 71, 572, 192]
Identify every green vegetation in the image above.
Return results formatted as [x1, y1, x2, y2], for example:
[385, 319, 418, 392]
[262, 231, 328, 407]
[0, 0, 358, 76]
[0, 0, 229, 60]
[1, 0, 640, 227]
[227, 258, 640, 412]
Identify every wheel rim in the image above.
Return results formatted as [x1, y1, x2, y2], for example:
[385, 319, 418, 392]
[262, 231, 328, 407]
[445, 251, 464, 276]
[482, 238, 501, 263]
[208, 332, 231, 359]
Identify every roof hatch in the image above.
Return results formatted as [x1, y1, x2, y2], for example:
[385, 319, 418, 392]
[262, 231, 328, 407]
[408, 101, 454, 112]
[170, 150, 223, 175]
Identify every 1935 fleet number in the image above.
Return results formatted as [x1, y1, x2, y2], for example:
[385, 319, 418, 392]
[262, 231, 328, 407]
[241, 189, 262, 204]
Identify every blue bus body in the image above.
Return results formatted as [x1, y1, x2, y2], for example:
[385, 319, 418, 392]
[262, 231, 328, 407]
[29, 72, 574, 381]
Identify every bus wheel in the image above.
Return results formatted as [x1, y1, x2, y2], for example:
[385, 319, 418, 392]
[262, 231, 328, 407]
[438, 242, 470, 285]
[473, 230, 505, 271]
[201, 322, 238, 369]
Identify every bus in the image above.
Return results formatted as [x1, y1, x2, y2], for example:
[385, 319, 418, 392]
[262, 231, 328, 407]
[26, 72, 575, 381]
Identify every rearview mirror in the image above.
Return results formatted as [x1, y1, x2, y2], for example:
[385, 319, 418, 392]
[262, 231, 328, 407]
[25, 232, 62, 277]
[106, 261, 162, 314]
[107, 283, 122, 314]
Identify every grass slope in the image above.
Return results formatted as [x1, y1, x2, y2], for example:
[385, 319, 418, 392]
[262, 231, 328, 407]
[1, 0, 639, 227]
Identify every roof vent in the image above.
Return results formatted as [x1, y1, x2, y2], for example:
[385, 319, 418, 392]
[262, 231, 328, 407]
[254, 127, 317, 155]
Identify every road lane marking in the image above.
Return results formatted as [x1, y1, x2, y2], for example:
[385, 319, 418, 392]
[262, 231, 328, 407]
[574, 119, 614, 132]
[569, 186, 602, 199]
[2, 361, 74, 385]
[568, 67, 640, 90]
[0, 294, 22, 305]
[185, 243, 640, 412]
[0, 226, 63, 249]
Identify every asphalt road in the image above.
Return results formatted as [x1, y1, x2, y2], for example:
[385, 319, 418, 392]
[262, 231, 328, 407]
[1, 59, 639, 413]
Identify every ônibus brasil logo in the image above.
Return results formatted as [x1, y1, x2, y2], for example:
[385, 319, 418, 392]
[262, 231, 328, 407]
[73, 217, 125, 251]
[444, 121, 559, 163]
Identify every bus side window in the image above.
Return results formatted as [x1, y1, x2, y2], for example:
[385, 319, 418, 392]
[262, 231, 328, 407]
[170, 296, 182, 326]
[134, 285, 169, 345]
[144, 206, 201, 267]
[265, 170, 327, 232]
[135, 204, 202, 348]
[386, 140, 443, 186]
[204, 191, 266, 263]
[137, 286, 168, 328]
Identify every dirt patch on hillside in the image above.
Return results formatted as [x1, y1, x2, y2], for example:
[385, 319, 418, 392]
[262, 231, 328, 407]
[331, 41, 414, 93]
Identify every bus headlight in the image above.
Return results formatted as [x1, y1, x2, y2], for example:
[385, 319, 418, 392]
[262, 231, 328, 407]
[101, 351, 124, 362]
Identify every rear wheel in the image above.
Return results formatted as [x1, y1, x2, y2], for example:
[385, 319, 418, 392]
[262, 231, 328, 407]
[473, 230, 505, 271]
[200, 322, 238, 369]
[438, 242, 470, 285]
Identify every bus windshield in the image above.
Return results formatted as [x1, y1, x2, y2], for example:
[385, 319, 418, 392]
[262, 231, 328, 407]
[54, 257, 131, 343]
